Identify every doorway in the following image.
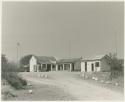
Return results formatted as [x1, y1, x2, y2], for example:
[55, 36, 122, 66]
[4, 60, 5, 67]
[46, 64, 51, 71]
[72, 63, 74, 71]
[58, 65, 63, 70]
[91, 63, 94, 71]
[85, 62, 87, 72]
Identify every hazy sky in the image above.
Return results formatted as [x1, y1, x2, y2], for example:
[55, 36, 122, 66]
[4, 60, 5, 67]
[2, 2, 124, 61]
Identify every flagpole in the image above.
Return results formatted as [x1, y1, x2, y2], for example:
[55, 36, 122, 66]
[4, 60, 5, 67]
[17, 43, 18, 67]
[115, 32, 117, 57]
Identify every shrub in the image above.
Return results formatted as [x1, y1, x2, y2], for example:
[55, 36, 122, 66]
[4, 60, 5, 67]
[2, 54, 27, 90]
[18, 77, 27, 86]
[108, 53, 123, 72]
[108, 53, 124, 78]
[3, 72, 27, 90]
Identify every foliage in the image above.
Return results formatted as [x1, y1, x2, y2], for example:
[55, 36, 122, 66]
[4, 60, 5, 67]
[2, 54, 27, 89]
[2, 54, 20, 72]
[20, 54, 33, 66]
[108, 53, 123, 72]
[2, 54, 8, 72]
[2, 72, 27, 90]
[108, 53, 124, 78]
[19, 54, 33, 72]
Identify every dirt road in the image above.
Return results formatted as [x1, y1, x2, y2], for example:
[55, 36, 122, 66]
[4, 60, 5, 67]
[20, 71, 123, 101]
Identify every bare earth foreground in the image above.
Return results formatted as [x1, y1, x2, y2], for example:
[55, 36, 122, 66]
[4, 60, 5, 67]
[6, 71, 124, 101]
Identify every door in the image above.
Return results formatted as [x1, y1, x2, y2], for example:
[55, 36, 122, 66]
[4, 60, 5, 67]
[47, 64, 51, 71]
[91, 63, 94, 71]
[72, 63, 74, 71]
[85, 62, 87, 72]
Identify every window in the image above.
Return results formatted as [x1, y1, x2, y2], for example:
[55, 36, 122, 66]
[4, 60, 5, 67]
[95, 62, 99, 67]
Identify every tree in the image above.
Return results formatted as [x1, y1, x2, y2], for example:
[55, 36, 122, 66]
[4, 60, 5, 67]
[20, 54, 33, 66]
[19, 54, 33, 71]
[108, 53, 124, 78]
[2, 54, 19, 72]
[2, 54, 8, 72]
[108, 53, 123, 71]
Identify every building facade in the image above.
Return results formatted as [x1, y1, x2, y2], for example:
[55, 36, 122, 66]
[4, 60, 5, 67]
[29, 55, 56, 72]
[28, 55, 112, 72]
[56, 58, 82, 71]
[81, 55, 111, 72]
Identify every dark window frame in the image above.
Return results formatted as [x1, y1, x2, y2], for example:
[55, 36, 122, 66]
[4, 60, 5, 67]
[95, 62, 100, 67]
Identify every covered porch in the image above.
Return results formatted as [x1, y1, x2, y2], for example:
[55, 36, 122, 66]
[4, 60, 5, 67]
[56, 63, 74, 71]
[34, 63, 55, 72]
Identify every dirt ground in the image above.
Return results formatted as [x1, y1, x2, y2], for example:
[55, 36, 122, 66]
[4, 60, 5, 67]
[4, 71, 124, 101]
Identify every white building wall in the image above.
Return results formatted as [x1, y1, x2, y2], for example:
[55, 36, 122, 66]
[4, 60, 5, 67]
[87, 62, 92, 72]
[29, 56, 37, 72]
[56, 64, 58, 71]
[81, 62, 85, 72]
[69, 63, 72, 71]
[81, 60, 101, 72]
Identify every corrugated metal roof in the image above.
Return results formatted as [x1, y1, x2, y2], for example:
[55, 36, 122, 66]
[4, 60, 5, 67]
[92, 55, 106, 60]
[82, 55, 107, 61]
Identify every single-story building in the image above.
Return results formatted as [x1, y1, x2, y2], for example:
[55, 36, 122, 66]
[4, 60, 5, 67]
[56, 58, 82, 71]
[81, 55, 112, 72]
[29, 55, 56, 72]
[28, 54, 112, 72]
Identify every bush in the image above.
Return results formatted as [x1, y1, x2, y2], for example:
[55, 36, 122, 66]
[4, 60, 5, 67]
[18, 77, 27, 86]
[3, 72, 27, 90]
[108, 53, 124, 78]
[108, 53, 123, 72]
[2, 54, 27, 90]
[2, 72, 27, 90]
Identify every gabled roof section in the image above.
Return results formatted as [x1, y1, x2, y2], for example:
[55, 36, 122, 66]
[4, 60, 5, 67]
[82, 55, 110, 61]
[34, 56, 56, 64]
[92, 55, 106, 60]
[57, 58, 82, 63]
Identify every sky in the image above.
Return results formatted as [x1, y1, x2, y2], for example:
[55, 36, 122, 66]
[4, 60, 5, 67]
[2, 2, 124, 62]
